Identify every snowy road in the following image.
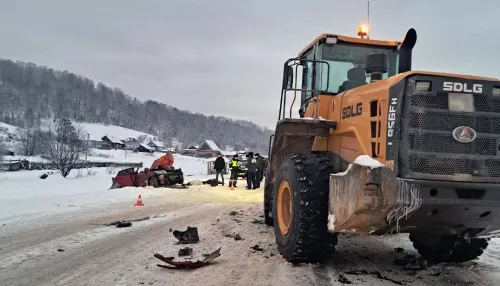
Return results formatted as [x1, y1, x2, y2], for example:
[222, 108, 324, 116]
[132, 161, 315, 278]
[1, 184, 500, 286]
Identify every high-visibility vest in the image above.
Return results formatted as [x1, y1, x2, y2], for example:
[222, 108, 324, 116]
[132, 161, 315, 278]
[231, 160, 240, 167]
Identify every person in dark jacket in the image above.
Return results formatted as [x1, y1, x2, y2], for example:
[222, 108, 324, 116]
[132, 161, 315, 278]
[214, 153, 226, 186]
[254, 153, 264, 187]
[229, 154, 241, 188]
[246, 152, 258, 190]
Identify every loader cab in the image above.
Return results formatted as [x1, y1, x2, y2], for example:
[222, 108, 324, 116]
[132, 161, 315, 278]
[297, 34, 401, 112]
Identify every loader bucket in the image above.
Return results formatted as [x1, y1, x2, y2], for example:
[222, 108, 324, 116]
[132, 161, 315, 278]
[328, 159, 399, 235]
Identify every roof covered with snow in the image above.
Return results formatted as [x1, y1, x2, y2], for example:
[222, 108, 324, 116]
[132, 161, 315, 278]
[139, 143, 152, 150]
[148, 141, 165, 148]
[102, 135, 124, 145]
[198, 140, 220, 151]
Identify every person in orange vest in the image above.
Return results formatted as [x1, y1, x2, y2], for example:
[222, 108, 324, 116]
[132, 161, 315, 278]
[228, 154, 241, 188]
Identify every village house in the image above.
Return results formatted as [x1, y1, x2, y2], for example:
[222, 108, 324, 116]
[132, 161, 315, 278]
[181, 145, 199, 155]
[101, 135, 125, 149]
[195, 140, 221, 158]
[147, 140, 165, 152]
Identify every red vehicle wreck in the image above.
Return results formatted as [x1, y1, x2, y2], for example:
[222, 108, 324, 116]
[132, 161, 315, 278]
[110, 152, 185, 189]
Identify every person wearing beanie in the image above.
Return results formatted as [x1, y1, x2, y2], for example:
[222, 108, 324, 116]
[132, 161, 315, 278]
[254, 153, 264, 187]
[214, 152, 226, 186]
[246, 152, 258, 190]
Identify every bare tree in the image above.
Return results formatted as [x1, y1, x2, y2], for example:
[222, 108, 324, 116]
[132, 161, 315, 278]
[0, 137, 5, 161]
[46, 119, 88, 177]
[17, 128, 50, 156]
[18, 128, 36, 156]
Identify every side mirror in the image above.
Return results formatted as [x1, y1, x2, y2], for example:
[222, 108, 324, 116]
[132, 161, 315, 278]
[283, 66, 294, 90]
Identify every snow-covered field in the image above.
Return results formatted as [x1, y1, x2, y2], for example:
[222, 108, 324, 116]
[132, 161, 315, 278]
[75, 122, 155, 142]
[0, 151, 211, 224]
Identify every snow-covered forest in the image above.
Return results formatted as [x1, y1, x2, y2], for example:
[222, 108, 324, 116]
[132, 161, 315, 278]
[0, 59, 273, 153]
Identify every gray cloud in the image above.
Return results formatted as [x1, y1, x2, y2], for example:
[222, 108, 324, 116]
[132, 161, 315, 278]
[0, 0, 497, 128]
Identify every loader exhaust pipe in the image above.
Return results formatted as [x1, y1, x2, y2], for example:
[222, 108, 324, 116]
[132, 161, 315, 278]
[398, 28, 417, 73]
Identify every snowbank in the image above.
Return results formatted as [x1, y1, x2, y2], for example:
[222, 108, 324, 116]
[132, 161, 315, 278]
[0, 153, 209, 224]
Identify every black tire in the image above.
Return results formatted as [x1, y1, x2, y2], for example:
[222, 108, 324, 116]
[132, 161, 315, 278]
[409, 233, 489, 263]
[149, 176, 160, 188]
[264, 179, 273, 226]
[272, 152, 336, 264]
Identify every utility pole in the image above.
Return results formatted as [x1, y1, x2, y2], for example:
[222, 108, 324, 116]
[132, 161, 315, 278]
[85, 133, 89, 160]
[367, 1, 370, 39]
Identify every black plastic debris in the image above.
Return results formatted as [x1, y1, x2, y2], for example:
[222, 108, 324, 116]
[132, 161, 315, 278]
[40, 173, 48, 179]
[116, 221, 132, 228]
[224, 233, 243, 241]
[178, 247, 193, 256]
[57, 249, 65, 252]
[173, 226, 200, 244]
[251, 245, 263, 252]
[251, 219, 265, 224]
[338, 274, 352, 284]
[155, 247, 222, 269]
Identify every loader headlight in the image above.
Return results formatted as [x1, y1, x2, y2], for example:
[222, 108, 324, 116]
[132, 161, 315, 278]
[326, 36, 338, 44]
[415, 81, 431, 92]
[493, 87, 500, 96]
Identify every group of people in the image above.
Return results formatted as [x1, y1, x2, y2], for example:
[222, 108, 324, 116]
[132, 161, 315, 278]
[213, 152, 265, 190]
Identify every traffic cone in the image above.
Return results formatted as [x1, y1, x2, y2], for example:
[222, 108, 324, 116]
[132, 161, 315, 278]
[135, 194, 144, 206]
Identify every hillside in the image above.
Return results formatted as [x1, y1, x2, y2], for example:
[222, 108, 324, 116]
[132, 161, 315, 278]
[0, 59, 272, 153]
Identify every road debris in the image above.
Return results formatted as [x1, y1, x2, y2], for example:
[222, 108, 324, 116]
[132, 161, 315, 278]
[39, 173, 48, 179]
[178, 247, 193, 257]
[173, 226, 200, 244]
[152, 214, 168, 218]
[115, 221, 132, 228]
[103, 216, 151, 227]
[224, 233, 243, 241]
[338, 274, 352, 284]
[345, 270, 404, 285]
[57, 249, 65, 252]
[251, 244, 264, 252]
[154, 247, 222, 269]
[251, 219, 265, 224]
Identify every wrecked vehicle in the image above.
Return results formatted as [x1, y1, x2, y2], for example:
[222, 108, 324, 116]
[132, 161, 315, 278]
[264, 26, 500, 264]
[110, 152, 184, 189]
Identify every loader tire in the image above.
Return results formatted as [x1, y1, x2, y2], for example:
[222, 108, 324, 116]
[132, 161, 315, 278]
[409, 233, 489, 263]
[264, 179, 273, 226]
[272, 152, 336, 264]
[149, 176, 160, 188]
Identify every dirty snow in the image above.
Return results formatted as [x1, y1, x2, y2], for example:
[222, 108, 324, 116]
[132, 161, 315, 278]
[1, 189, 500, 285]
[353, 155, 386, 169]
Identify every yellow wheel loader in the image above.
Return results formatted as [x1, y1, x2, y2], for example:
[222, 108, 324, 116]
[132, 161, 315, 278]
[264, 26, 500, 264]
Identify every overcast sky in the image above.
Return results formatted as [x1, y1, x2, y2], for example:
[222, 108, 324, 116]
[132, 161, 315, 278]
[0, 0, 497, 128]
